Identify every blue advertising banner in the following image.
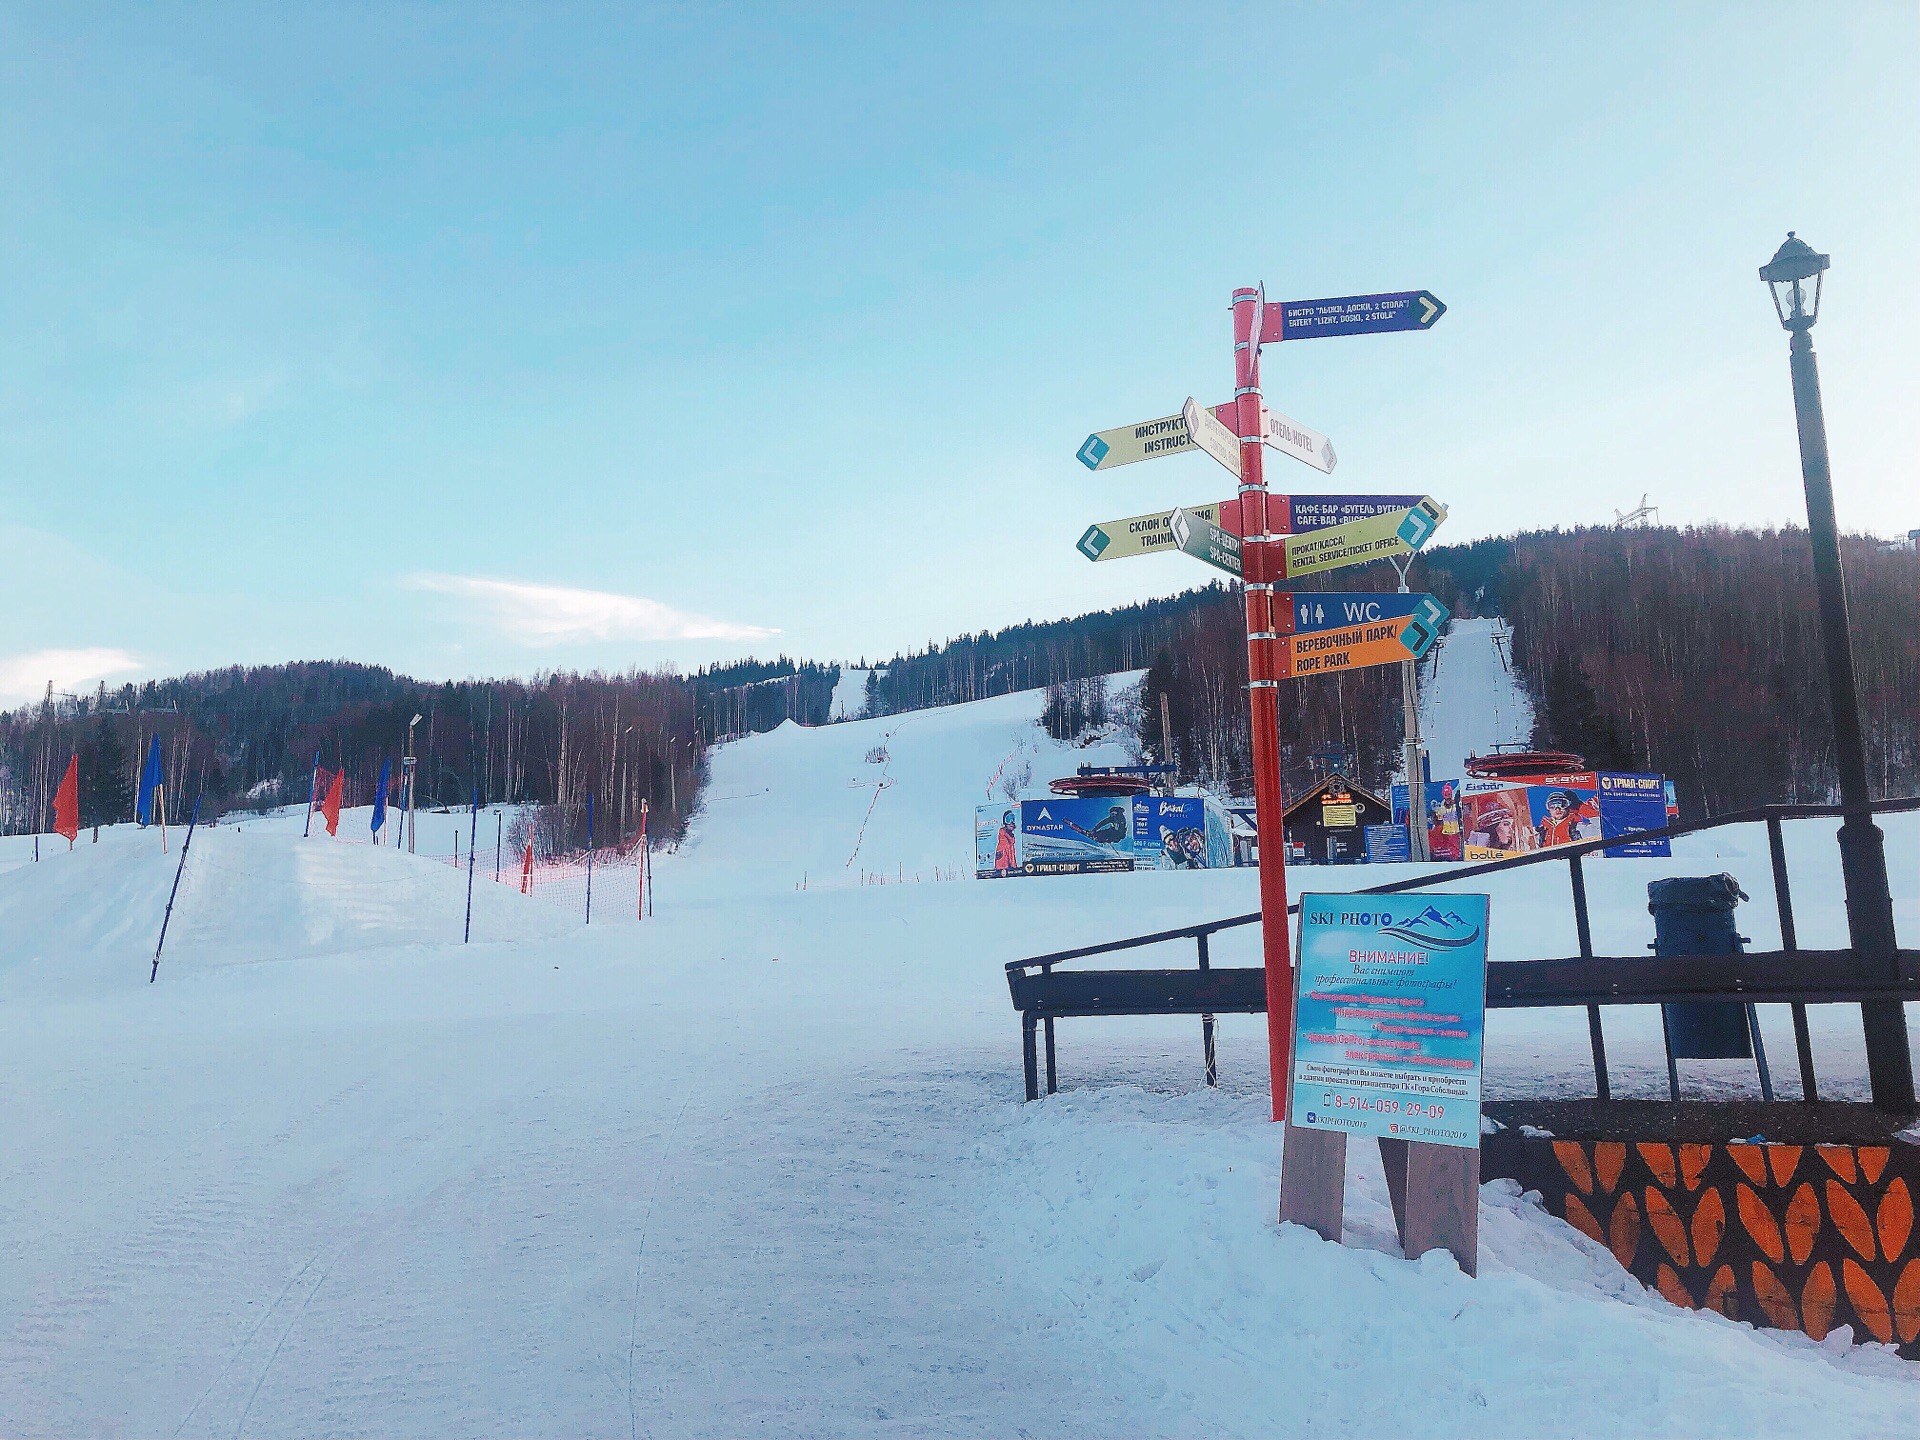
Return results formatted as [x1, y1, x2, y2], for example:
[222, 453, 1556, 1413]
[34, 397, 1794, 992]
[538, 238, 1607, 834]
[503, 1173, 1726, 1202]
[1598, 773, 1672, 858]
[1288, 892, 1490, 1149]
[1019, 797, 1135, 875]
[1134, 796, 1206, 869]
[1363, 824, 1410, 864]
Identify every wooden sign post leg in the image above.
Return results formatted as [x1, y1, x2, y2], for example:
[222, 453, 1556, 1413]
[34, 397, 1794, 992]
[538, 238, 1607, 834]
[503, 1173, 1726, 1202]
[1278, 1125, 1347, 1241]
[1400, 1141, 1480, 1276]
[1377, 1135, 1410, 1247]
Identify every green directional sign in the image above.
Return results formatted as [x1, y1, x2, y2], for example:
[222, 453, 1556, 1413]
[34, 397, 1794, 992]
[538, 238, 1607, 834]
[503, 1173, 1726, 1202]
[1076, 501, 1232, 563]
[1169, 506, 1243, 578]
[1282, 497, 1447, 581]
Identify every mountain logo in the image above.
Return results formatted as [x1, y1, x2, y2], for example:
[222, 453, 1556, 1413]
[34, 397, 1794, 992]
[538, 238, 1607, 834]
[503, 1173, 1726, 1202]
[1380, 902, 1481, 949]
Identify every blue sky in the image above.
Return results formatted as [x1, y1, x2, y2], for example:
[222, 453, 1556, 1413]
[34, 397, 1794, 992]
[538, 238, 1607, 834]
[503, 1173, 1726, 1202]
[4, 4, 1916, 704]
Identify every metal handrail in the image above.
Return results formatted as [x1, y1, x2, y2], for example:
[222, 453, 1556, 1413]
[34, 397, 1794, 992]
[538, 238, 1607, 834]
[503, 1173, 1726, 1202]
[1006, 795, 1919, 975]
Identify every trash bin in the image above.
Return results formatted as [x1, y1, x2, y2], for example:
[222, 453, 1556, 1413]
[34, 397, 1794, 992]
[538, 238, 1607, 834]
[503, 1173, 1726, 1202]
[1649, 874, 1751, 1059]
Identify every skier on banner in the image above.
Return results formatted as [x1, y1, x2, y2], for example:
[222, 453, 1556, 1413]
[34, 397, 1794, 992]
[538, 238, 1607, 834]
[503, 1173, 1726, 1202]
[1062, 803, 1130, 848]
[994, 810, 1018, 873]
[1538, 788, 1601, 847]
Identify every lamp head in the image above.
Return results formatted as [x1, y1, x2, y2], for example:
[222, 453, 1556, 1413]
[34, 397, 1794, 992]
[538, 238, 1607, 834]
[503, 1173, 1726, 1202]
[1760, 232, 1829, 331]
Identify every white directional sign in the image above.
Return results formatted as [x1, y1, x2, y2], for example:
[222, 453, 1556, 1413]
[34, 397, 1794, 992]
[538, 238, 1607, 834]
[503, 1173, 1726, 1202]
[1262, 408, 1338, 475]
[1181, 397, 1245, 479]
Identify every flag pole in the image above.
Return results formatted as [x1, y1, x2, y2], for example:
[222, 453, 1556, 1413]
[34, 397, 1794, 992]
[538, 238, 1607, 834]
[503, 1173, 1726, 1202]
[303, 749, 320, 838]
[464, 787, 479, 944]
[152, 795, 202, 983]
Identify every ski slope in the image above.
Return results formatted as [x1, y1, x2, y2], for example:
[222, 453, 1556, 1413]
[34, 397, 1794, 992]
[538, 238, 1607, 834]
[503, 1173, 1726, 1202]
[1420, 616, 1534, 780]
[1, 685, 1916, 1437]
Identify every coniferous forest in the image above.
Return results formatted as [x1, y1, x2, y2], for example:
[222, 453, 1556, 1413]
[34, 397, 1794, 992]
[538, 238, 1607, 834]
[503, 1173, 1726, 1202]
[2, 525, 1913, 835]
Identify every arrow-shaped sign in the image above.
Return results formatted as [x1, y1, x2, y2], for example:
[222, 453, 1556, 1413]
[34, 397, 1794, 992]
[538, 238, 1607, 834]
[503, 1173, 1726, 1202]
[1261, 290, 1447, 344]
[1278, 592, 1449, 678]
[1262, 408, 1337, 475]
[1077, 500, 1237, 563]
[1077, 400, 1336, 475]
[1076, 403, 1230, 471]
[1169, 505, 1243, 577]
[1280, 497, 1447, 581]
[1181, 397, 1245, 479]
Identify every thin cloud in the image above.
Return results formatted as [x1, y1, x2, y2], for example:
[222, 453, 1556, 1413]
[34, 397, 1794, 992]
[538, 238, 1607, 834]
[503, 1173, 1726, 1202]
[408, 573, 777, 646]
[0, 647, 142, 708]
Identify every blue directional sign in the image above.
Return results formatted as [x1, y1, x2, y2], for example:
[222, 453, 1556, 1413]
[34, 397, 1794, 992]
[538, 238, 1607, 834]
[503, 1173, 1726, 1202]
[1264, 291, 1446, 343]
[1288, 592, 1449, 661]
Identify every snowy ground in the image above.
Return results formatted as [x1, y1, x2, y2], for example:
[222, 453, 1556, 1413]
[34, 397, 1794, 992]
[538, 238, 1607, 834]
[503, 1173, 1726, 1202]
[2, 686, 1916, 1436]
[1419, 616, 1533, 779]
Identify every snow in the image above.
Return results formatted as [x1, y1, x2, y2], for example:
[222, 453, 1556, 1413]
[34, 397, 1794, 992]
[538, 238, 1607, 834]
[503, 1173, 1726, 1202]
[829, 665, 871, 721]
[1419, 616, 1534, 780]
[2, 683, 1916, 1436]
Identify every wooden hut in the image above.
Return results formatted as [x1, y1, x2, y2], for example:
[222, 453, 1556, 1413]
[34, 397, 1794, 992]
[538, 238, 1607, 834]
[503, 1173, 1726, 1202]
[1281, 772, 1391, 865]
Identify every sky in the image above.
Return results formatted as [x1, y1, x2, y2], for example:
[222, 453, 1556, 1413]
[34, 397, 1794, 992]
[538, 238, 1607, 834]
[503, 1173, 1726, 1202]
[3, 3, 1917, 705]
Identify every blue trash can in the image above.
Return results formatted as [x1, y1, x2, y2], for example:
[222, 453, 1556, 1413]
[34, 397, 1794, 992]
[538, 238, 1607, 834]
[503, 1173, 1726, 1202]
[1649, 874, 1751, 1060]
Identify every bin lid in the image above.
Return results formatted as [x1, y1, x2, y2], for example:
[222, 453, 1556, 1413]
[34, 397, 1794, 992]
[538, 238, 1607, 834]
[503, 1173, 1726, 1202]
[1647, 873, 1748, 914]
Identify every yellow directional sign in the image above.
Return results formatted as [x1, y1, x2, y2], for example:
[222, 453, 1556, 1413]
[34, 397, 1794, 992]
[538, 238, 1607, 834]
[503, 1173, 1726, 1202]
[1281, 497, 1447, 580]
[1076, 501, 1231, 562]
[1075, 404, 1234, 471]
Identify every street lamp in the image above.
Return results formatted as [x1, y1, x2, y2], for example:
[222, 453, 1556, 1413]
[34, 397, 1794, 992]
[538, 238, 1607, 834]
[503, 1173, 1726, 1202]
[1759, 233, 1914, 1111]
[405, 713, 423, 855]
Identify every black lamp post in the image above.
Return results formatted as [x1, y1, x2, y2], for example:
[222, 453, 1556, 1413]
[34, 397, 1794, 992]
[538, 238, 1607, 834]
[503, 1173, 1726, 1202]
[1759, 233, 1915, 1113]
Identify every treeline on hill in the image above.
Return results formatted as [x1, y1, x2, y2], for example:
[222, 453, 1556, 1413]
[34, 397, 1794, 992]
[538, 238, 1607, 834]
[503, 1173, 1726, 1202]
[1498, 525, 1917, 813]
[0, 663, 702, 849]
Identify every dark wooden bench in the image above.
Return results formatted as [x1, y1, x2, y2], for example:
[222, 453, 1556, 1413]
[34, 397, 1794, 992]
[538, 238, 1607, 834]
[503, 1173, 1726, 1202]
[1005, 920, 1267, 1100]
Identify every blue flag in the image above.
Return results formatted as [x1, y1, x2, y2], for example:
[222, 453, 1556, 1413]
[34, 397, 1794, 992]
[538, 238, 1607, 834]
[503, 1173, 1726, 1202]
[372, 757, 391, 836]
[137, 735, 163, 826]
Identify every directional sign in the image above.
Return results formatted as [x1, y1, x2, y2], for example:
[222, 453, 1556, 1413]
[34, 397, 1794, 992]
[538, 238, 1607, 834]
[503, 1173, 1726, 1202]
[1076, 403, 1232, 471]
[1077, 500, 1236, 562]
[1261, 290, 1446, 344]
[1182, 397, 1244, 479]
[1263, 408, 1337, 475]
[1281, 497, 1447, 581]
[1078, 400, 1337, 475]
[1279, 593, 1448, 679]
[1281, 494, 1426, 532]
[1169, 506, 1243, 577]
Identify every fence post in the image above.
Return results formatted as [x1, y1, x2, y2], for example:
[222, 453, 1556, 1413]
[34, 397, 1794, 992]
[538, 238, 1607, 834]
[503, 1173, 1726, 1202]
[495, 812, 503, 883]
[152, 795, 202, 983]
[1568, 854, 1609, 1101]
[464, 787, 478, 944]
[1197, 929, 1218, 1088]
[585, 792, 594, 926]
[1769, 813, 1818, 1101]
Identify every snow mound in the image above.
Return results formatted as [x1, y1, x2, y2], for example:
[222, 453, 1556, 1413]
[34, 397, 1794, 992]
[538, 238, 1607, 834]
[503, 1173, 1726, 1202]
[0, 825, 573, 996]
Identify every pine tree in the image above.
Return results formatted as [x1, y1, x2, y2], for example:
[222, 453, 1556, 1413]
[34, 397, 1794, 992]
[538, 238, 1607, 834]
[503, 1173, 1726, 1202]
[79, 718, 132, 828]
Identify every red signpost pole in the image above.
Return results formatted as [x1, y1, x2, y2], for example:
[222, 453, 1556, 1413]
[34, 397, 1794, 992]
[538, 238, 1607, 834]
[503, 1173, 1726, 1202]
[1232, 286, 1296, 1121]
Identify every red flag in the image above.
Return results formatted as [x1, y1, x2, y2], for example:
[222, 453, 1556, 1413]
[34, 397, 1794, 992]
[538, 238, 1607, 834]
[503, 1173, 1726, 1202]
[320, 768, 344, 837]
[52, 754, 79, 845]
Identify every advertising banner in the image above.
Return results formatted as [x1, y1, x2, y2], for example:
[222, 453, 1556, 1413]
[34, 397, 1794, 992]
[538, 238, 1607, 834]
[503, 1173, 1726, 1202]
[1393, 779, 1466, 862]
[1133, 796, 1206, 870]
[976, 804, 1020, 879]
[1458, 780, 1536, 860]
[1288, 892, 1490, 1149]
[1018, 797, 1136, 875]
[1526, 772, 1602, 851]
[1598, 773, 1672, 858]
[1364, 824, 1411, 864]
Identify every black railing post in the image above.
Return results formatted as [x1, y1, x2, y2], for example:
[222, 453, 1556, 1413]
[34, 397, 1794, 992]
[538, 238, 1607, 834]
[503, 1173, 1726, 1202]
[1769, 813, 1818, 1102]
[1041, 962, 1057, 1095]
[1198, 931, 1218, 1088]
[1568, 854, 1609, 1101]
